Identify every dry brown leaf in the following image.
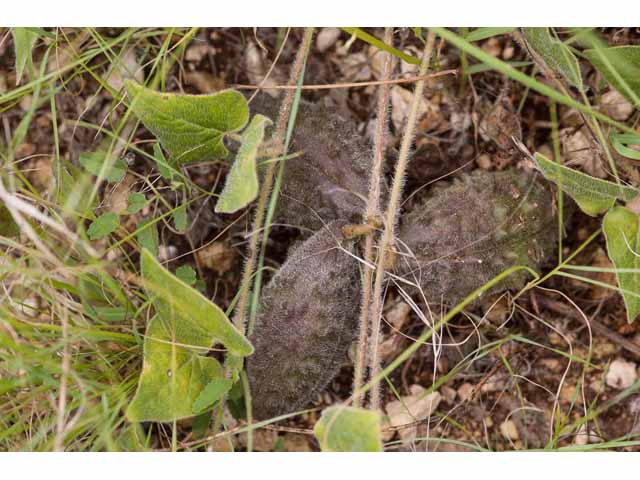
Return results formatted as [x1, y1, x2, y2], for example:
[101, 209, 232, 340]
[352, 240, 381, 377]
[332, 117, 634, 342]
[385, 385, 442, 441]
[196, 241, 236, 274]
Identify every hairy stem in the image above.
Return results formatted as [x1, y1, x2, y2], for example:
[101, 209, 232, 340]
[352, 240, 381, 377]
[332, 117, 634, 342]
[367, 30, 437, 411]
[353, 27, 394, 408]
[232, 28, 314, 336]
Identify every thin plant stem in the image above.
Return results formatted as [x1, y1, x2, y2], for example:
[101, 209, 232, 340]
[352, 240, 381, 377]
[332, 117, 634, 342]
[227, 28, 314, 452]
[352, 27, 394, 408]
[367, 30, 437, 411]
[233, 70, 456, 91]
[232, 28, 314, 337]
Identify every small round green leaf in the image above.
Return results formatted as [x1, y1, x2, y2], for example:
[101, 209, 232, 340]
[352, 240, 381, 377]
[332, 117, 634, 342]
[87, 212, 120, 240]
[314, 406, 383, 452]
[126, 192, 146, 214]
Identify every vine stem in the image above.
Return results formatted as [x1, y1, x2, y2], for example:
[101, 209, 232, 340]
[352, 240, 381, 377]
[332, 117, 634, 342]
[226, 28, 314, 453]
[352, 27, 394, 408]
[367, 30, 437, 412]
[232, 28, 314, 337]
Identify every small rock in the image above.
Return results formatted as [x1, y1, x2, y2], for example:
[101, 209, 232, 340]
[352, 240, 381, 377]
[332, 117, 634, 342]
[370, 44, 399, 79]
[184, 71, 224, 93]
[282, 433, 312, 452]
[574, 425, 600, 446]
[560, 384, 580, 405]
[606, 358, 638, 390]
[480, 374, 507, 393]
[185, 42, 214, 63]
[245, 429, 278, 452]
[457, 382, 474, 401]
[20, 94, 33, 111]
[27, 156, 53, 193]
[399, 46, 420, 76]
[316, 28, 341, 53]
[245, 41, 282, 98]
[482, 294, 511, 325]
[500, 419, 519, 440]
[601, 89, 634, 121]
[339, 52, 371, 81]
[379, 334, 405, 362]
[386, 301, 411, 330]
[540, 358, 562, 373]
[105, 49, 143, 91]
[481, 37, 502, 57]
[590, 376, 605, 393]
[391, 85, 427, 131]
[441, 386, 457, 404]
[502, 45, 515, 60]
[385, 385, 442, 441]
[561, 127, 606, 178]
[105, 174, 135, 214]
[158, 245, 177, 262]
[476, 153, 492, 170]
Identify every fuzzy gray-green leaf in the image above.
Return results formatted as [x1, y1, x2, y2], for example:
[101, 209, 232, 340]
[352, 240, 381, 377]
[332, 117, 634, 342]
[534, 152, 639, 216]
[127, 250, 253, 422]
[215, 114, 271, 214]
[136, 218, 159, 257]
[139, 249, 253, 357]
[314, 406, 383, 452]
[603, 206, 640, 323]
[522, 28, 582, 88]
[584, 46, 640, 107]
[11, 28, 39, 85]
[192, 378, 233, 413]
[125, 80, 249, 164]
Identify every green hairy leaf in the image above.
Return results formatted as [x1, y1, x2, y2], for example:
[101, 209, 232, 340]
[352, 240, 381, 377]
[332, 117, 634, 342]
[126, 313, 225, 422]
[126, 250, 253, 422]
[584, 46, 640, 107]
[126, 192, 146, 214]
[522, 28, 582, 88]
[79, 151, 127, 183]
[603, 206, 640, 323]
[534, 152, 639, 216]
[136, 218, 159, 258]
[192, 378, 233, 413]
[11, 28, 39, 85]
[87, 212, 120, 240]
[152, 143, 175, 180]
[173, 203, 187, 233]
[314, 406, 383, 452]
[215, 114, 272, 214]
[175, 265, 197, 286]
[125, 80, 250, 164]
